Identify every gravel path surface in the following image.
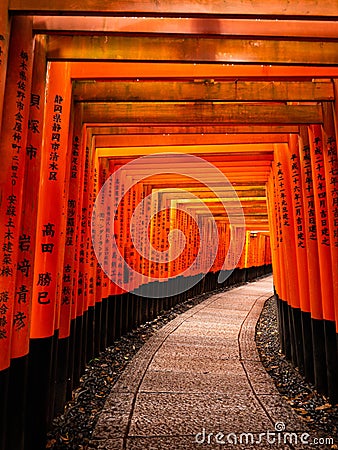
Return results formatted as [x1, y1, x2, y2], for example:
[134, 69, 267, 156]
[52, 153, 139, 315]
[46, 282, 338, 449]
[46, 290, 217, 449]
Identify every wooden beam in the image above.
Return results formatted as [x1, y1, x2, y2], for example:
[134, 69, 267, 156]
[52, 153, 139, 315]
[88, 124, 299, 134]
[121, 171, 271, 181]
[147, 183, 266, 193]
[179, 199, 268, 205]
[73, 80, 334, 102]
[70, 62, 338, 79]
[9, 0, 338, 18]
[115, 168, 272, 181]
[183, 185, 266, 191]
[116, 164, 271, 172]
[214, 215, 269, 220]
[145, 176, 271, 183]
[160, 186, 266, 194]
[114, 155, 272, 168]
[97, 143, 274, 158]
[147, 179, 267, 185]
[214, 219, 270, 225]
[83, 102, 322, 124]
[184, 206, 268, 213]
[46, 35, 338, 65]
[174, 198, 268, 205]
[94, 133, 289, 147]
[33, 17, 338, 39]
[190, 208, 268, 213]
[158, 189, 267, 199]
[173, 210, 268, 217]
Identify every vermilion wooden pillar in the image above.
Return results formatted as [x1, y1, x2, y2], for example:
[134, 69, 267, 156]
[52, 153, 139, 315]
[109, 160, 125, 335]
[85, 131, 100, 362]
[97, 157, 109, 297]
[127, 182, 140, 326]
[0, 14, 33, 374]
[188, 208, 197, 291]
[7, 34, 45, 450]
[288, 134, 312, 380]
[27, 61, 72, 450]
[175, 208, 184, 297]
[257, 233, 264, 268]
[272, 168, 287, 303]
[298, 126, 327, 391]
[10, 31, 46, 378]
[275, 144, 301, 304]
[274, 144, 302, 367]
[92, 145, 104, 354]
[297, 130, 322, 317]
[321, 102, 338, 329]
[308, 126, 335, 320]
[0, 17, 33, 450]
[308, 124, 335, 399]
[73, 138, 90, 384]
[149, 189, 160, 312]
[178, 206, 185, 285]
[55, 103, 85, 413]
[98, 158, 115, 346]
[236, 224, 246, 282]
[105, 160, 123, 338]
[163, 199, 173, 305]
[270, 158, 292, 360]
[321, 103, 338, 402]
[133, 180, 151, 316]
[133, 181, 145, 317]
[121, 170, 134, 330]
[332, 81, 338, 396]
[267, 172, 283, 341]
[81, 131, 95, 364]
[0, 4, 7, 426]
[68, 124, 88, 391]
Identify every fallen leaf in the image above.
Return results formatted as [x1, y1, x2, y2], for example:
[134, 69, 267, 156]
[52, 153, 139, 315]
[294, 408, 309, 415]
[315, 403, 332, 411]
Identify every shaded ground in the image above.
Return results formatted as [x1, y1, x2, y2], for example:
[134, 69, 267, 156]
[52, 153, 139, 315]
[256, 296, 338, 446]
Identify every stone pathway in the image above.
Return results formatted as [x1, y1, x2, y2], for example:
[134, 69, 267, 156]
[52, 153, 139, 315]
[90, 276, 319, 449]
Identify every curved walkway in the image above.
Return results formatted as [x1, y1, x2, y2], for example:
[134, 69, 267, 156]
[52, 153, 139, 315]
[90, 276, 314, 449]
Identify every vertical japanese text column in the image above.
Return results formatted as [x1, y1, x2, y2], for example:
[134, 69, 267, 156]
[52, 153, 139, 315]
[308, 125, 336, 400]
[56, 102, 85, 412]
[322, 102, 338, 326]
[321, 103, 338, 403]
[288, 134, 312, 379]
[298, 126, 326, 390]
[69, 123, 87, 390]
[0, 16, 33, 450]
[8, 33, 46, 450]
[27, 61, 72, 449]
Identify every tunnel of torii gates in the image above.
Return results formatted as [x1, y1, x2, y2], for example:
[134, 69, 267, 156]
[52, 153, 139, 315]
[0, 1, 338, 449]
